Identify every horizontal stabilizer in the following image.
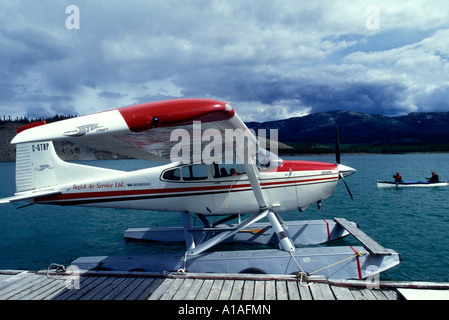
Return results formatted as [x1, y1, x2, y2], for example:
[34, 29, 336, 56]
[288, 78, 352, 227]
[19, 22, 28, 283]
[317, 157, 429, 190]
[0, 190, 61, 204]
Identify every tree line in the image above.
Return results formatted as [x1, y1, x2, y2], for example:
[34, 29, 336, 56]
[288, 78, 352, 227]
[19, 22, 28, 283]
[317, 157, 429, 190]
[0, 114, 76, 125]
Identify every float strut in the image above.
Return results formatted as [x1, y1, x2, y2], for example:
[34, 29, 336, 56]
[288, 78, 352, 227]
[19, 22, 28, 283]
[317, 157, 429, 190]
[182, 212, 196, 252]
[267, 210, 295, 252]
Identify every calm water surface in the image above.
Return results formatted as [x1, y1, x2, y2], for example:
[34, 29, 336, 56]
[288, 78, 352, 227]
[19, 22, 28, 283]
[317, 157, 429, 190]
[0, 154, 448, 282]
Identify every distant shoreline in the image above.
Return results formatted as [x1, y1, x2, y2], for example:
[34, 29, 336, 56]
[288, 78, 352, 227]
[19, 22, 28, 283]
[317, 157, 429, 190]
[1, 150, 449, 162]
[286, 151, 449, 156]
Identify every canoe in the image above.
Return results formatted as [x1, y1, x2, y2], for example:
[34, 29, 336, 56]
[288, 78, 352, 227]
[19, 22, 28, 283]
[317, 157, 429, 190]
[376, 180, 449, 188]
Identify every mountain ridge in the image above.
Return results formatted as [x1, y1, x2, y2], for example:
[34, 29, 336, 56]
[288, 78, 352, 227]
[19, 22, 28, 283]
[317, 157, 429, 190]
[246, 110, 449, 147]
[2, 110, 449, 161]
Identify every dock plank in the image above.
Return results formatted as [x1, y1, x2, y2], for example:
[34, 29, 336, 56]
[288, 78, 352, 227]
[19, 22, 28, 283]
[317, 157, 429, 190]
[90, 277, 126, 300]
[318, 283, 336, 300]
[39, 281, 69, 300]
[127, 277, 162, 300]
[148, 278, 174, 300]
[113, 277, 145, 300]
[253, 281, 265, 300]
[265, 281, 276, 300]
[350, 289, 367, 300]
[0, 273, 43, 300]
[82, 276, 118, 300]
[382, 289, 400, 300]
[298, 283, 313, 300]
[0, 272, 34, 292]
[370, 289, 390, 300]
[7, 276, 54, 300]
[14, 277, 63, 300]
[219, 280, 234, 300]
[160, 278, 185, 300]
[172, 278, 194, 300]
[330, 285, 355, 300]
[101, 277, 135, 300]
[309, 282, 326, 300]
[183, 279, 204, 300]
[286, 281, 300, 300]
[67, 276, 108, 300]
[195, 279, 214, 300]
[241, 280, 254, 300]
[359, 288, 378, 300]
[230, 280, 244, 300]
[207, 279, 224, 300]
[52, 275, 96, 300]
[276, 281, 288, 300]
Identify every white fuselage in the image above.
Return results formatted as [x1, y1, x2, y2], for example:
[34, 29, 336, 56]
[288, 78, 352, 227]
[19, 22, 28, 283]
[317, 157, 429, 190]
[35, 160, 340, 214]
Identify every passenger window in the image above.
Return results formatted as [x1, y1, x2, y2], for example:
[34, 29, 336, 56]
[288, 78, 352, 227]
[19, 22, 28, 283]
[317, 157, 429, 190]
[213, 163, 245, 178]
[162, 168, 181, 181]
[182, 164, 208, 180]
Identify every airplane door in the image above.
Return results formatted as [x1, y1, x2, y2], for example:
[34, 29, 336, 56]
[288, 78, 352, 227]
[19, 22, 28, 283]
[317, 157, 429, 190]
[180, 164, 213, 213]
[211, 162, 256, 214]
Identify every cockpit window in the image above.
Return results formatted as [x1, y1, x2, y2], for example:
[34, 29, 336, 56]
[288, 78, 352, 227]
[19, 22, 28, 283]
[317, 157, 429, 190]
[162, 164, 209, 181]
[256, 148, 282, 171]
[213, 162, 245, 178]
[182, 164, 208, 180]
[162, 168, 181, 181]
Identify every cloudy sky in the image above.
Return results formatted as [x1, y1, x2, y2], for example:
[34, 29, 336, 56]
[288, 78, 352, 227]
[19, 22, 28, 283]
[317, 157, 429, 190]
[1, 0, 448, 122]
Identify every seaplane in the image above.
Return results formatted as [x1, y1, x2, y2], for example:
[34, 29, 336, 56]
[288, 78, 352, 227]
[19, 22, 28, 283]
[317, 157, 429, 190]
[0, 98, 401, 279]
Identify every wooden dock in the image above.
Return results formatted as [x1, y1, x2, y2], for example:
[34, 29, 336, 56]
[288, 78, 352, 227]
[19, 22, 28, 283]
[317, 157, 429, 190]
[1, 269, 448, 301]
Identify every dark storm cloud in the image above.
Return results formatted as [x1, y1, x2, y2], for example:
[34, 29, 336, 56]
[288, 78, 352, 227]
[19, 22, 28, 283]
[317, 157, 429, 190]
[294, 82, 408, 115]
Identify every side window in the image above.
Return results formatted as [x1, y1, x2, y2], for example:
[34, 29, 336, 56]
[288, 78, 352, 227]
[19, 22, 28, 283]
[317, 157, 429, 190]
[213, 163, 245, 178]
[182, 164, 208, 181]
[162, 168, 181, 181]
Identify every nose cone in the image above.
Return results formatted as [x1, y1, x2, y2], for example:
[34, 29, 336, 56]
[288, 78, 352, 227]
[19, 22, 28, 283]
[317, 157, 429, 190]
[337, 163, 357, 177]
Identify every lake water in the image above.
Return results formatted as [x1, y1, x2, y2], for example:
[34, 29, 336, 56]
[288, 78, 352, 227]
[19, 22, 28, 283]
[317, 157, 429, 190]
[1, 154, 448, 282]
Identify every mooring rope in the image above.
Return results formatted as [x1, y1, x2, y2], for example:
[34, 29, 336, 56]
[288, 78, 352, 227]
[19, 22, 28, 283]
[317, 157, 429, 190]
[289, 249, 368, 286]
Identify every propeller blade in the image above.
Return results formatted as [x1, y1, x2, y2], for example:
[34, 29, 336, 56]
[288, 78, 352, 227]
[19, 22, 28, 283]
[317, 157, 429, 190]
[335, 125, 355, 200]
[335, 125, 341, 164]
[339, 172, 354, 200]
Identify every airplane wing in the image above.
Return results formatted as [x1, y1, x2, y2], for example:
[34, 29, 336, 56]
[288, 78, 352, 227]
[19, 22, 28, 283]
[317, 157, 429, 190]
[11, 99, 258, 163]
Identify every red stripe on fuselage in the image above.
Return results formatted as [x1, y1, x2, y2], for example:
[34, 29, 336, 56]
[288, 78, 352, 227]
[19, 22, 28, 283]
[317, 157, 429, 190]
[276, 160, 338, 172]
[36, 174, 338, 203]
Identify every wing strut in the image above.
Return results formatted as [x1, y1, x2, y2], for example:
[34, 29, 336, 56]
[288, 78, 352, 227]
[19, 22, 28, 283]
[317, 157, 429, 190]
[242, 160, 268, 210]
[184, 210, 269, 256]
[243, 159, 295, 253]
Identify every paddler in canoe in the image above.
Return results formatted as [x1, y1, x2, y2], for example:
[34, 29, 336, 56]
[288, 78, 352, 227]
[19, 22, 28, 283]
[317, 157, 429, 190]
[427, 171, 439, 183]
[393, 172, 403, 183]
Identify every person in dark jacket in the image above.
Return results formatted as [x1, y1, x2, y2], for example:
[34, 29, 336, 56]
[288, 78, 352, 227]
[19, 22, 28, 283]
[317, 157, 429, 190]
[427, 171, 439, 183]
[393, 172, 403, 182]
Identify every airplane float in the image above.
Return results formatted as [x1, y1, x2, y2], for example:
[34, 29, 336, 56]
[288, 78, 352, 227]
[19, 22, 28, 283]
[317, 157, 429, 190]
[0, 99, 400, 279]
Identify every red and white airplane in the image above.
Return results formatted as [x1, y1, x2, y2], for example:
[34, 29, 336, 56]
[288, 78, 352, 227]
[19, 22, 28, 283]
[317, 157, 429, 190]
[0, 99, 356, 255]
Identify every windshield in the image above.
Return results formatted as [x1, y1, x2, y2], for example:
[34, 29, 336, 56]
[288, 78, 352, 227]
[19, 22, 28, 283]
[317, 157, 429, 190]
[256, 148, 282, 171]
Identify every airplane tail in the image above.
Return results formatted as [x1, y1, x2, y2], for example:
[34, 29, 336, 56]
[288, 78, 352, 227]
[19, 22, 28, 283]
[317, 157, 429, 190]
[15, 141, 120, 193]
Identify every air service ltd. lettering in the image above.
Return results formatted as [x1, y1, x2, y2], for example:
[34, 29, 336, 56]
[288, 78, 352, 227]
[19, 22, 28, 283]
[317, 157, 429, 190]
[72, 182, 124, 190]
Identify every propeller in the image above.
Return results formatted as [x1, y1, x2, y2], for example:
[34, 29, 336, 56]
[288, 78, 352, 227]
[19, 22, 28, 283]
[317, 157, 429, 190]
[335, 125, 341, 165]
[334, 125, 356, 200]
